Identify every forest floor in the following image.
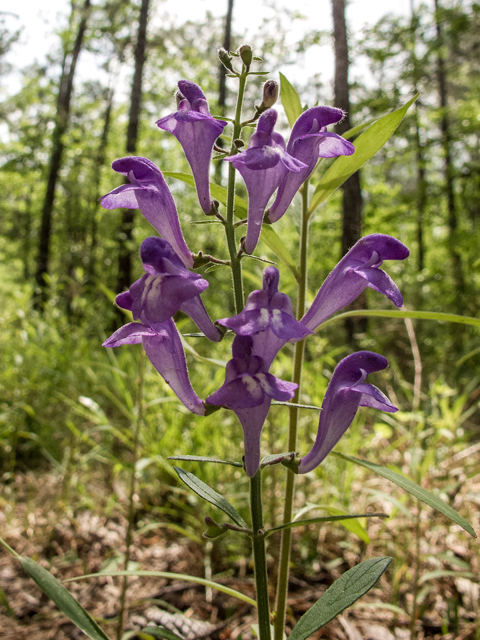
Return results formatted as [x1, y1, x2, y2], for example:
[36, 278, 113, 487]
[0, 464, 479, 640]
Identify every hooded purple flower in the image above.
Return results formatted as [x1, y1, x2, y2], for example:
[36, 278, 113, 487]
[100, 157, 193, 268]
[103, 319, 205, 416]
[298, 351, 397, 473]
[301, 234, 410, 332]
[156, 80, 227, 214]
[206, 336, 297, 477]
[225, 109, 307, 255]
[268, 107, 355, 223]
[218, 266, 312, 369]
[116, 237, 222, 342]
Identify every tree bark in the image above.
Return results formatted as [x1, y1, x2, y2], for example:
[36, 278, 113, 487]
[34, 0, 91, 307]
[410, 1, 427, 272]
[218, 0, 234, 113]
[214, 0, 234, 184]
[331, 0, 365, 342]
[116, 0, 150, 295]
[434, 0, 465, 309]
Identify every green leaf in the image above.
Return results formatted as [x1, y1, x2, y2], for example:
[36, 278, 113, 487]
[317, 507, 370, 543]
[318, 309, 480, 331]
[141, 627, 184, 640]
[259, 225, 299, 278]
[279, 73, 303, 128]
[163, 172, 298, 279]
[289, 557, 392, 639]
[334, 453, 476, 538]
[308, 94, 418, 216]
[173, 467, 248, 528]
[168, 455, 243, 467]
[19, 557, 111, 640]
[265, 513, 387, 538]
[64, 570, 257, 607]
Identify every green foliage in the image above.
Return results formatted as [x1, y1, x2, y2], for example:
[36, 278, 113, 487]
[289, 557, 393, 639]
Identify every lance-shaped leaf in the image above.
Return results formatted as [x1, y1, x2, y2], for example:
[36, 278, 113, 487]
[174, 467, 248, 528]
[289, 557, 392, 640]
[279, 72, 303, 128]
[19, 557, 111, 640]
[308, 95, 418, 216]
[334, 453, 476, 537]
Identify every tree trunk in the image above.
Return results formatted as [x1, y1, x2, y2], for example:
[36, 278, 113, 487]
[434, 0, 465, 310]
[218, 0, 234, 113]
[331, 0, 365, 342]
[214, 0, 234, 184]
[116, 0, 150, 296]
[33, 0, 91, 307]
[90, 68, 119, 280]
[410, 1, 427, 272]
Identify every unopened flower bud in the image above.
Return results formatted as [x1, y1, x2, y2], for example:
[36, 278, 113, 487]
[261, 80, 279, 109]
[218, 47, 234, 72]
[238, 44, 253, 68]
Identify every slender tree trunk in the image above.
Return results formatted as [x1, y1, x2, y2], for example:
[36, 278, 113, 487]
[218, 0, 234, 113]
[434, 0, 465, 309]
[331, 0, 365, 342]
[116, 0, 150, 295]
[33, 0, 91, 307]
[410, 1, 427, 272]
[90, 66, 119, 279]
[214, 0, 234, 184]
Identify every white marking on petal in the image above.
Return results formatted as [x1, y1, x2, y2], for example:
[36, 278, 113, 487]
[242, 375, 263, 400]
[271, 309, 284, 332]
[258, 308, 270, 328]
[142, 275, 164, 311]
[256, 373, 273, 396]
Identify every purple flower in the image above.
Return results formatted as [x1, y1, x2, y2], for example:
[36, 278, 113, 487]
[116, 237, 222, 342]
[103, 319, 205, 416]
[156, 80, 227, 214]
[218, 266, 311, 369]
[225, 109, 307, 255]
[100, 157, 193, 268]
[298, 351, 397, 474]
[206, 336, 297, 477]
[301, 234, 410, 332]
[268, 107, 355, 223]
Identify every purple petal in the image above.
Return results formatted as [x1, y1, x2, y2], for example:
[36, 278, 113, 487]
[288, 107, 345, 143]
[301, 234, 409, 331]
[298, 351, 396, 473]
[156, 81, 227, 214]
[103, 322, 156, 347]
[143, 319, 205, 415]
[236, 398, 272, 477]
[316, 132, 355, 158]
[180, 296, 223, 342]
[101, 157, 193, 268]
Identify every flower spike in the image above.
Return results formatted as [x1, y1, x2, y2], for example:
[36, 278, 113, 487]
[301, 234, 409, 331]
[100, 156, 194, 268]
[298, 351, 397, 474]
[116, 237, 222, 342]
[103, 319, 205, 416]
[225, 109, 307, 254]
[268, 107, 355, 223]
[157, 80, 228, 214]
[206, 336, 297, 477]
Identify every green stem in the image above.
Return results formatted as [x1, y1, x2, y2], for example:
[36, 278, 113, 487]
[274, 181, 310, 640]
[250, 470, 272, 640]
[224, 67, 248, 314]
[117, 349, 145, 640]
